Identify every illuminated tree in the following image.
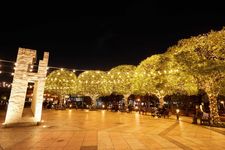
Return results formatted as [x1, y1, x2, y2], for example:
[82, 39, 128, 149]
[133, 53, 198, 107]
[107, 65, 136, 106]
[45, 69, 77, 105]
[77, 70, 111, 107]
[167, 27, 225, 123]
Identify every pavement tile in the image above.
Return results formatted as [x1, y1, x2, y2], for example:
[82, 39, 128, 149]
[0, 110, 225, 150]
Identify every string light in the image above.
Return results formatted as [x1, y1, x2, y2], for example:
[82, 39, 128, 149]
[0, 58, 101, 77]
[0, 81, 12, 88]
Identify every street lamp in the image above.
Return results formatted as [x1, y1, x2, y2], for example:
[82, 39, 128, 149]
[221, 101, 224, 107]
[221, 101, 224, 113]
[176, 109, 180, 120]
[137, 98, 141, 113]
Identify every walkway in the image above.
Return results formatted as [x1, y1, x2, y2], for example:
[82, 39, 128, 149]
[0, 109, 225, 150]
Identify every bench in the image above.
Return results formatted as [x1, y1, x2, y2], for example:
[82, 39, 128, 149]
[200, 112, 211, 126]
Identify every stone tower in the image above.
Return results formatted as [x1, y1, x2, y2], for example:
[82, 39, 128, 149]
[4, 48, 49, 126]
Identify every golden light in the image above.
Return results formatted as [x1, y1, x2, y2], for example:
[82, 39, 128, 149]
[176, 109, 180, 113]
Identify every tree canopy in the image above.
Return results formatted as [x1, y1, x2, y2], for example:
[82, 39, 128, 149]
[108, 65, 136, 97]
[133, 53, 198, 106]
[45, 69, 77, 97]
[77, 70, 111, 105]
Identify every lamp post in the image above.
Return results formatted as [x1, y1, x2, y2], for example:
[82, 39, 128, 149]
[176, 108, 180, 120]
[221, 101, 224, 108]
[221, 101, 224, 114]
[137, 98, 141, 113]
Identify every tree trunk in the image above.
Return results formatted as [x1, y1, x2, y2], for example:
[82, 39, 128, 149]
[208, 94, 220, 124]
[90, 95, 98, 109]
[123, 94, 130, 107]
[59, 94, 64, 107]
[156, 94, 164, 108]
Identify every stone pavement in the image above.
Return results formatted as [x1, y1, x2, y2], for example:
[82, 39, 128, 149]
[0, 109, 225, 150]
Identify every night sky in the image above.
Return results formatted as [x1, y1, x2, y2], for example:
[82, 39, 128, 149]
[0, 2, 225, 71]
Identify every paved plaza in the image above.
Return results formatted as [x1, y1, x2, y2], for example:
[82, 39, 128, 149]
[0, 109, 225, 150]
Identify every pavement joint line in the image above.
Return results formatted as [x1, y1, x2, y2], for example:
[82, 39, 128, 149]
[80, 146, 98, 150]
[177, 118, 225, 137]
[203, 126, 225, 136]
[4, 133, 36, 149]
[159, 121, 193, 150]
[158, 122, 178, 136]
[0, 144, 3, 150]
[163, 136, 193, 150]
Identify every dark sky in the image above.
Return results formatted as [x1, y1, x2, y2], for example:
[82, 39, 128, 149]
[0, 1, 225, 71]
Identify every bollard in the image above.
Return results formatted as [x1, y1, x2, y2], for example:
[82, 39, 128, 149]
[176, 109, 180, 121]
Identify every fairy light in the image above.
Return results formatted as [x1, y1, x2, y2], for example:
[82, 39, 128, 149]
[0, 58, 96, 77]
